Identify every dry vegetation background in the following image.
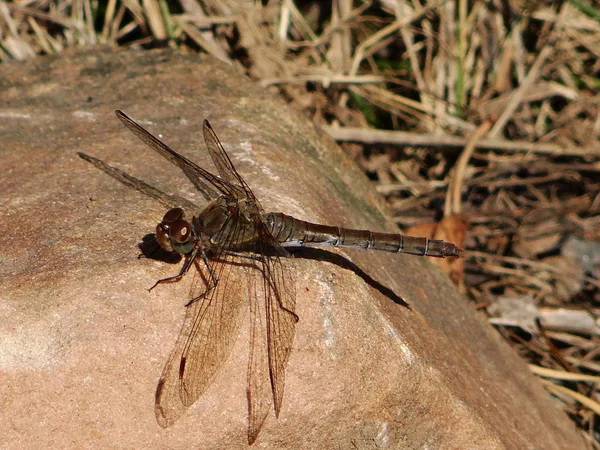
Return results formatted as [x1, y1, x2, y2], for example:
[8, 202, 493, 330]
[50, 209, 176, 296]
[2, 0, 600, 445]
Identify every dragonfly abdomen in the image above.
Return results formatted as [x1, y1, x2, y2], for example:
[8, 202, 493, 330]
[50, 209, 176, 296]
[263, 212, 461, 258]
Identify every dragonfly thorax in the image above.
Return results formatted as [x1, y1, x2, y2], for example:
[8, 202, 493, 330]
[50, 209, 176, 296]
[194, 196, 260, 249]
[193, 196, 248, 250]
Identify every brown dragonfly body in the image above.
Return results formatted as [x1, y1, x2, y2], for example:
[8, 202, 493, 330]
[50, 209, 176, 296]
[263, 211, 458, 256]
[78, 110, 461, 445]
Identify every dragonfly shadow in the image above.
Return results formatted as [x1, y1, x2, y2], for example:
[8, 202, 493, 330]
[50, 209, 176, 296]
[138, 233, 183, 264]
[289, 247, 411, 310]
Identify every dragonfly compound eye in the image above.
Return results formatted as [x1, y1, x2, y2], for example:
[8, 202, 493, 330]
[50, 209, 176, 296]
[162, 207, 184, 223]
[169, 220, 192, 244]
[156, 223, 173, 253]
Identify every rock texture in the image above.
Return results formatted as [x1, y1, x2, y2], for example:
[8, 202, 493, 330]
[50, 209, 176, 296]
[0, 47, 586, 449]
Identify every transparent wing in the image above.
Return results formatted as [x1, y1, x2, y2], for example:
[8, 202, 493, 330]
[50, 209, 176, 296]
[154, 256, 249, 426]
[263, 243, 298, 417]
[115, 110, 241, 201]
[247, 228, 298, 444]
[154, 213, 255, 426]
[202, 120, 257, 201]
[246, 258, 271, 444]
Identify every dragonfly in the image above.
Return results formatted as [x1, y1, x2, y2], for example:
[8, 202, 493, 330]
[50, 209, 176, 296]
[78, 110, 462, 445]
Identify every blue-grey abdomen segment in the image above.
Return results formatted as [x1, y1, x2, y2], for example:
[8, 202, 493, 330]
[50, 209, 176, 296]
[262, 212, 461, 258]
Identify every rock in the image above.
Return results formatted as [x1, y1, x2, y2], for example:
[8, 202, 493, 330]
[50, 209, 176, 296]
[0, 47, 586, 449]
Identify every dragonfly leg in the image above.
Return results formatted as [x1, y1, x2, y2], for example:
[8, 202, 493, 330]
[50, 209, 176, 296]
[148, 248, 199, 291]
[181, 250, 259, 307]
[201, 250, 219, 287]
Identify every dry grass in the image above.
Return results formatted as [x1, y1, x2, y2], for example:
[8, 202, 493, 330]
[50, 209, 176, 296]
[2, 0, 600, 445]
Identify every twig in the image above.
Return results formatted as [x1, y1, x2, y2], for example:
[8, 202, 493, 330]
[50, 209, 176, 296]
[324, 126, 595, 156]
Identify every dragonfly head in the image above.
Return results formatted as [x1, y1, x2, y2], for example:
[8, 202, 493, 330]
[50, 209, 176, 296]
[156, 207, 195, 255]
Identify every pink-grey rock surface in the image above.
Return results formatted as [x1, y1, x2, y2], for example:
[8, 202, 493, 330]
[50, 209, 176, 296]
[0, 47, 586, 449]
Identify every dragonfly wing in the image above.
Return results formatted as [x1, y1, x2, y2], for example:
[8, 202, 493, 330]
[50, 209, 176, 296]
[246, 227, 298, 443]
[154, 253, 249, 427]
[155, 206, 259, 427]
[202, 120, 257, 201]
[115, 110, 240, 201]
[246, 258, 271, 444]
[246, 254, 297, 444]
[263, 248, 298, 417]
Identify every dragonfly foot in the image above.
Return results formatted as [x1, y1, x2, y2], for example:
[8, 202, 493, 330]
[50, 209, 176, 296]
[148, 274, 184, 291]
